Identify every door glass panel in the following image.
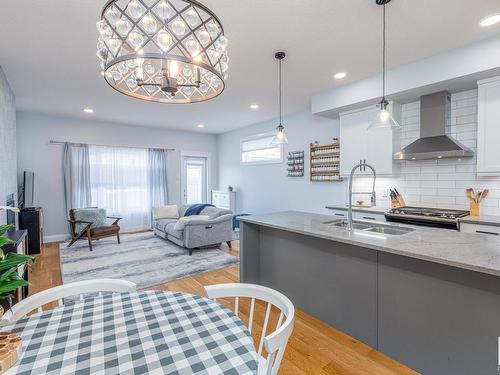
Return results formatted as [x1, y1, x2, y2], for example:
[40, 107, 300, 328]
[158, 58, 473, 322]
[184, 157, 207, 204]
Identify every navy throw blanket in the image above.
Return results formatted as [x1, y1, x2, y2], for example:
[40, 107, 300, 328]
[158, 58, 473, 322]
[184, 203, 214, 216]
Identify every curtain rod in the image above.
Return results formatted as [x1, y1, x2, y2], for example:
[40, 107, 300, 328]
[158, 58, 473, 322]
[49, 140, 175, 151]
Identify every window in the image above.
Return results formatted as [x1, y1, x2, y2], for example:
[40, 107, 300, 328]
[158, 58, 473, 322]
[89, 146, 151, 231]
[240, 133, 283, 165]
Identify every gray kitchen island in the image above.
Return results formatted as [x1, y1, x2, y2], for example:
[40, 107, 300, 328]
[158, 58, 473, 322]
[239, 211, 500, 375]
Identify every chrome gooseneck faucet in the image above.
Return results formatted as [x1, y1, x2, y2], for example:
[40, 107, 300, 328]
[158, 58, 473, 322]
[347, 162, 377, 231]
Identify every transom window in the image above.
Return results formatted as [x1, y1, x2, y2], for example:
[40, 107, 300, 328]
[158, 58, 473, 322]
[240, 133, 283, 165]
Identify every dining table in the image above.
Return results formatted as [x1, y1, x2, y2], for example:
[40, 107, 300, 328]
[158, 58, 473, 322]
[4, 290, 258, 375]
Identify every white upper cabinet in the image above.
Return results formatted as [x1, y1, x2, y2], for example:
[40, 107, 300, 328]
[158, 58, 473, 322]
[477, 77, 500, 176]
[339, 103, 401, 176]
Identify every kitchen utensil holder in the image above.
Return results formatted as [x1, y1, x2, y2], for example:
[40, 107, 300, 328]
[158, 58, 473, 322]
[470, 201, 481, 216]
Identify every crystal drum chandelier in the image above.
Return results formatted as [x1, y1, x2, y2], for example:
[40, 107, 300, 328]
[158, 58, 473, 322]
[96, 0, 229, 103]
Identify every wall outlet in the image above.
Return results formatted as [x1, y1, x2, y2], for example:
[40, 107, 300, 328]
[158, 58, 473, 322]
[382, 189, 390, 198]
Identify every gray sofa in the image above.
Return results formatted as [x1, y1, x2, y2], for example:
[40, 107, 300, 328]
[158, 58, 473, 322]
[153, 205, 233, 255]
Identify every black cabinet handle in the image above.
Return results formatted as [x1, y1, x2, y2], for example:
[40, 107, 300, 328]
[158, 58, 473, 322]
[476, 230, 499, 235]
[334, 213, 345, 217]
[205, 225, 213, 229]
[362, 216, 377, 220]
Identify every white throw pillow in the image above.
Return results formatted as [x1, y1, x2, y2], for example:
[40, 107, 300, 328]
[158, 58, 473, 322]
[174, 215, 210, 231]
[152, 205, 179, 220]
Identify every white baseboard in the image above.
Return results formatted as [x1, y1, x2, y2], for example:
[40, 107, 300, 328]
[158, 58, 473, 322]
[44, 234, 70, 243]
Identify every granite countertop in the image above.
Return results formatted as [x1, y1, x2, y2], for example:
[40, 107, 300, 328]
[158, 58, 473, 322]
[459, 215, 500, 227]
[239, 211, 500, 277]
[325, 205, 389, 214]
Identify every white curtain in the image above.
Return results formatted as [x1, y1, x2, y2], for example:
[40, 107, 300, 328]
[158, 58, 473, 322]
[89, 145, 151, 231]
[63, 143, 91, 211]
[148, 148, 169, 208]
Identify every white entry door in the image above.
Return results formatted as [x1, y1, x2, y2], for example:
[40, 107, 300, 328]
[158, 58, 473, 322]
[182, 156, 208, 204]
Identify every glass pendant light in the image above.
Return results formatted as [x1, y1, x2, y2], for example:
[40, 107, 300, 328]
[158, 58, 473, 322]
[368, 0, 400, 130]
[271, 52, 289, 145]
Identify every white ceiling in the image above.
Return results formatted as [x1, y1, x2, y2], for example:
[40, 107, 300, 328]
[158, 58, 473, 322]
[1, 0, 500, 134]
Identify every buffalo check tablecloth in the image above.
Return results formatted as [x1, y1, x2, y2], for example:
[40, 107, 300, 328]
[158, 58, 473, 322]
[4, 290, 258, 375]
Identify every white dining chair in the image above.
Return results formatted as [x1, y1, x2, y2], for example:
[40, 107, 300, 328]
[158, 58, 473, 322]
[2, 279, 137, 322]
[204, 283, 295, 375]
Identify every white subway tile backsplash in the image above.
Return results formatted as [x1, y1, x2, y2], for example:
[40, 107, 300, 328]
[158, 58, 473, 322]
[405, 173, 437, 181]
[453, 107, 477, 117]
[460, 139, 477, 148]
[454, 124, 476, 133]
[405, 180, 421, 188]
[438, 157, 475, 166]
[453, 89, 477, 100]
[438, 173, 461, 181]
[456, 131, 476, 141]
[420, 165, 456, 174]
[456, 115, 477, 125]
[482, 207, 500, 216]
[437, 180, 456, 188]
[405, 188, 423, 196]
[420, 180, 438, 188]
[374, 90, 500, 211]
[455, 197, 469, 206]
[403, 101, 420, 111]
[487, 190, 500, 199]
[436, 189, 458, 196]
[455, 164, 477, 173]
[420, 188, 438, 196]
[405, 194, 421, 203]
[454, 97, 477, 109]
[402, 166, 421, 174]
[421, 196, 456, 205]
[456, 180, 499, 189]
[480, 199, 499, 207]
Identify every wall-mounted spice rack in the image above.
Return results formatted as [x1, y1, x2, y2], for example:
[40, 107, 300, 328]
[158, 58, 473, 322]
[310, 139, 343, 182]
[287, 151, 304, 177]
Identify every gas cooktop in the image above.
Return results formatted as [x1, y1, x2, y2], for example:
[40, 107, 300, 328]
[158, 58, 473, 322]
[385, 206, 469, 229]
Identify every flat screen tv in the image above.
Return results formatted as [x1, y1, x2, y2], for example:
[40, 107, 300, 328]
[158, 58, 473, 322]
[20, 171, 35, 209]
[5, 193, 15, 228]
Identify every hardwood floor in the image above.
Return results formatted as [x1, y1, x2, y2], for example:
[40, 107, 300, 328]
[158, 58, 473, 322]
[29, 240, 419, 375]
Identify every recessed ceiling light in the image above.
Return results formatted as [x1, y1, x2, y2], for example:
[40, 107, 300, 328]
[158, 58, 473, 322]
[334, 72, 347, 80]
[480, 14, 500, 27]
[83, 108, 94, 113]
[250, 104, 259, 109]
[197, 124, 205, 128]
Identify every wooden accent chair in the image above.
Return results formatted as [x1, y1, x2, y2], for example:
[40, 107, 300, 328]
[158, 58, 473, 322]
[67, 208, 122, 251]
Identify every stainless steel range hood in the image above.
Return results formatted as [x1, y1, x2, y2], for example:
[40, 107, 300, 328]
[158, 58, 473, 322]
[393, 91, 474, 160]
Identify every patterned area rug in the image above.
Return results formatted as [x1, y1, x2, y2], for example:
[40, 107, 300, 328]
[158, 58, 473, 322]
[60, 232, 239, 289]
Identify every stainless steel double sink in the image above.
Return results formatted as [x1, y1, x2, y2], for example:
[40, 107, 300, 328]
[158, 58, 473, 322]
[322, 219, 415, 236]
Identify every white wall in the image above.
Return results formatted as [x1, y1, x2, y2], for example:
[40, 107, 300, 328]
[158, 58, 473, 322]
[0, 66, 17, 225]
[217, 111, 345, 215]
[218, 89, 500, 217]
[16, 112, 218, 238]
